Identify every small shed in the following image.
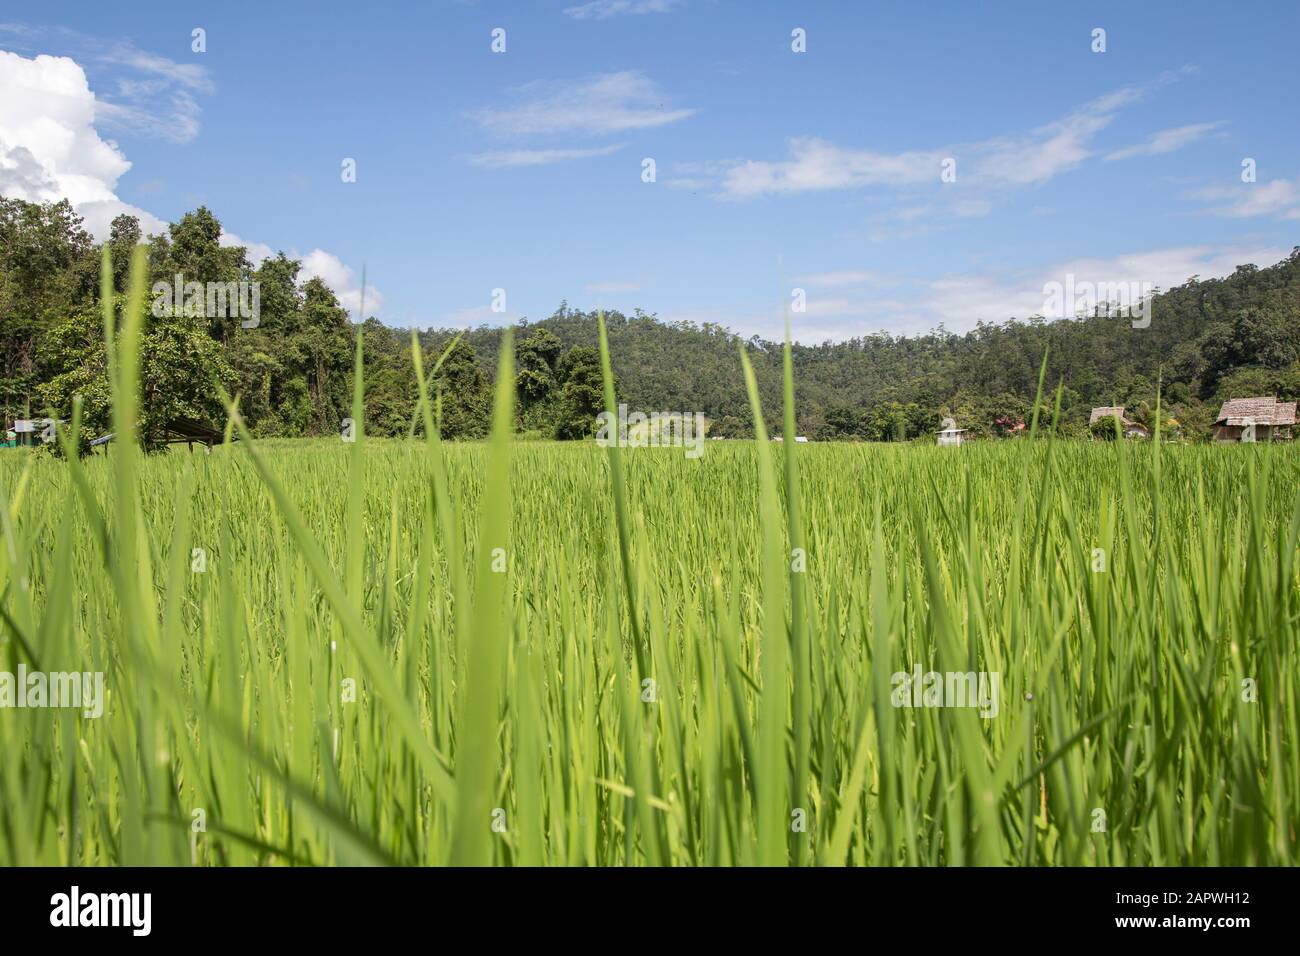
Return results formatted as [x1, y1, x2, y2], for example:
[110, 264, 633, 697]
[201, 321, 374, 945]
[1213, 397, 1297, 443]
[1089, 406, 1150, 439]
[89, 417, 231, 453]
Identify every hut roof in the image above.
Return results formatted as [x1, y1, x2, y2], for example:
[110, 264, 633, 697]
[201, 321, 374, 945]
[1214, 397, 1297, 426]
[89, 417, 230, 448]
[1089, 406, 1129, 425]
[163, 417, 225, 442]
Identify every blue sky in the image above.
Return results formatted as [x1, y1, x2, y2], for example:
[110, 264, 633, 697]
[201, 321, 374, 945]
[1, 0, 1297, 341]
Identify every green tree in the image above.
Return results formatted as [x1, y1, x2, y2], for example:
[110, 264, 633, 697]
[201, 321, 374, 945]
[38, 301, 236, 452]
[430, 338, 491, 439]
[1, 198, 95, 423]
[554, 346, 605, 440]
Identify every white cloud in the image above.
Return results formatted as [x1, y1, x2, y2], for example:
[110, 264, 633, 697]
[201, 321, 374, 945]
[715, 71, 1197, 200]
[722, 138, 943, 198]
[969, 90, 1138, 187]
[563, 0, 682, 19]
[1197, 178, 1300, 220]
[469, 144, 624, 168]
[0, 49, 166, 237]
[219, 231, 275, 266]
[93, 42, 212, 143]
[1105, 121, 1224, 161]
[300, 250, 385, 318]
[0, 47, 384, 315]
[584, 280, 640, 294]
[921, 244, 1292, 328]
[98, 43, 212, 94]
[707, 243, 1294, 342]
[667, 159, 738, 190]
[472, 71, 695, 136]
[0, 27, 213, 144]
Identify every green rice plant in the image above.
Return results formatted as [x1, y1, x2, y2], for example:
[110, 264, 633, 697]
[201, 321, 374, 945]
[0, 247, 1296, 866]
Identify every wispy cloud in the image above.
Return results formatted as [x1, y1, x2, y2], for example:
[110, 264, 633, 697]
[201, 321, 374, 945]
[0, 25, 213, 143]
[99, 42, 212, 93]
[471, 71, 695, 136]
[469, 144, 624, 168]
[717, 243, 1292, 342]
[920, 243, 1291, 329]
[666, 158, 740, 190]
[1196, 177, 1300, 220]
[721, 138, 943, 198]
[1105, 121, 1224, 161]
[713, 69, 1199, 200]
[563, 0, 682, 20]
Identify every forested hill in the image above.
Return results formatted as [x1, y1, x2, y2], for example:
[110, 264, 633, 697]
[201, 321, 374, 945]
[4, 198, 1298, 445]
[420, 246, 1300, 440]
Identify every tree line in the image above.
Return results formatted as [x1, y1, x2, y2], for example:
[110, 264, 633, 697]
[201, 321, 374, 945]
[1, 200, 604, 449]
[3, 198, 1298, 447]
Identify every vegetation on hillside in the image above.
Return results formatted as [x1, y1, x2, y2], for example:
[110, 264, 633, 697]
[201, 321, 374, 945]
[3, 197, 1298, 444]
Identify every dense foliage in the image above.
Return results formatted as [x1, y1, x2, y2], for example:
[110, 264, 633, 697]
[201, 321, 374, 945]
[440, 253, 1300, 441]
[3, 198, 1298, 445]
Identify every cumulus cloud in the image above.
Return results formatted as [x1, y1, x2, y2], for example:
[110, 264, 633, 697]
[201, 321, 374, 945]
[0, 47, 384, 314]
[300, 249, 385, 318]
[219, 231, 275, 266]
[0, 49, 166, 237]
[472, 71, 695, 136]
[0, 26, 213, 145]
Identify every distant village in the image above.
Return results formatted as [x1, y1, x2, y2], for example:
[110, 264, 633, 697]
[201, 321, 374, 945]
[6, 393, 1296, 452]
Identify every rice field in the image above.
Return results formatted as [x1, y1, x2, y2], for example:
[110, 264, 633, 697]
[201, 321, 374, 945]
[1, 254, 1297, 866]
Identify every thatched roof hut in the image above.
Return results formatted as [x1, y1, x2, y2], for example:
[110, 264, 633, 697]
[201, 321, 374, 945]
[1214, 397, 1296, 442]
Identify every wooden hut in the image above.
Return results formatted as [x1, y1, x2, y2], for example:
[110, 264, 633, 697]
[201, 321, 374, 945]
[1213, 397, 1297, 442]
[1089, 406, 1150, 439]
